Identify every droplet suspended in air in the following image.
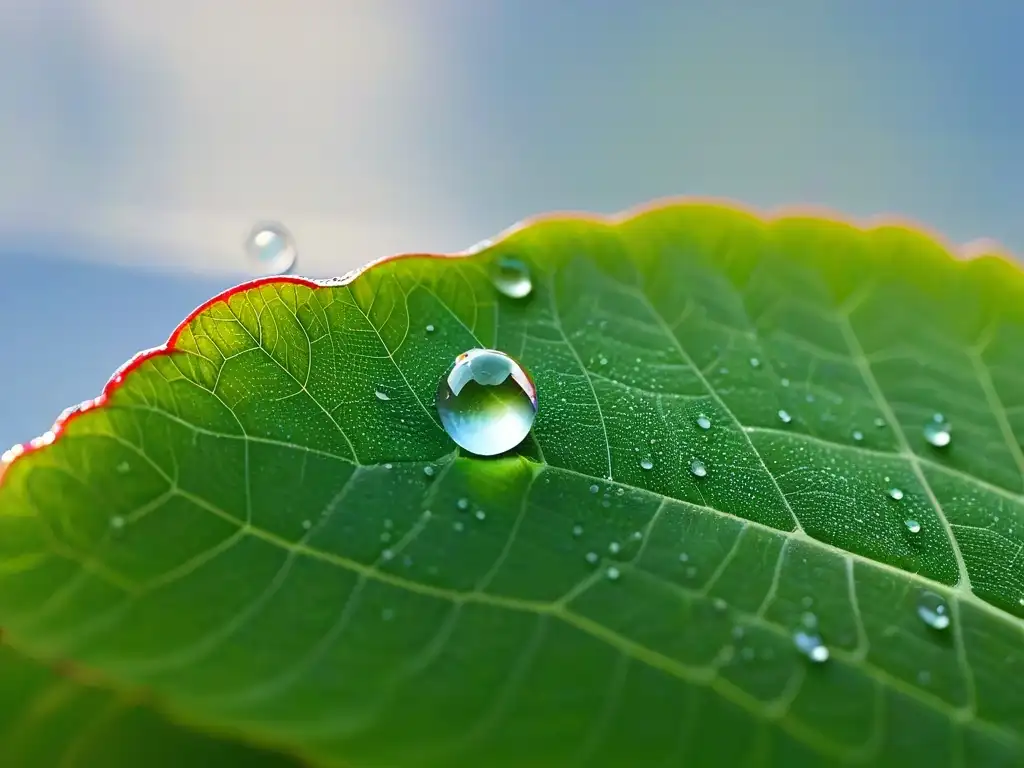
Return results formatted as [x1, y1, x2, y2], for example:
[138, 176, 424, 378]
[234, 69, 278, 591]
[888, 487, 904, 501]
[924, 414, 952, 448]
[490, 256, 533, 299]
[696, 414, 712, 430]
[917, 590, 951, 630]
[435, 348, 538, 457]
[778, 409, 793, 424]
[793, 630, 829, 663]
[690, 459, 707, 478]
[245, 221, 297, 276]
[904, 518, 922, 534]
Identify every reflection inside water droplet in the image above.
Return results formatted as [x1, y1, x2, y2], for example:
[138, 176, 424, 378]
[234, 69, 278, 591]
[888, 487, 904, 501]
[696, 415, 711, 430]
[904, 518, 921, 534]
[245, 221, 297, 276]
[435, 348, 538, 456]
[491, 256, 533, 298]
[793, 630, 829, 663]
[924, 414, 952, 448]
[917, 590, 950, 630]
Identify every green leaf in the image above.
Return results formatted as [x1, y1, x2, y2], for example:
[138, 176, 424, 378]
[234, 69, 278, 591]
[1, 203, 1023, 767]
[0, 643, 300, 766]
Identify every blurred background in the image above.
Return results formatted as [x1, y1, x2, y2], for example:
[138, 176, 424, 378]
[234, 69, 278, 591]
[1, 0, 1021, 451]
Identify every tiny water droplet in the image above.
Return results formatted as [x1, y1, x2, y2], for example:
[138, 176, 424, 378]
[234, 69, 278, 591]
[678, 552, 689, 562]
[749, 357, 761, 368]
[852, 430, 864, 442]
[375, 390, 390, 401]
[589, 484, 599, 494]
[805, 393, 815, 402]
[302, 519, 312, 530]
[606, 566, 621, 581]
[436, 348, 537, 456]
[572, 524, 584, 537]
[793, 630, 829, 663]
[425, 324, 435, 333]
[116, 461, 130, 474]
[780, 377, 790, 387]
[608, 541, 621, 555]
[474, 510, 486, 521]
[640, 458, 654, 470]
[585, 551, 599, 565]
[109, 515, 125, 530]
[917, 591, 950, 630]
[801, 612, 818, 629]
[491, 256, 532, 298]
[599, 356, 608, 366]
[778, 409, 793, 424]
[456, 498, 469, 511]
[423, 466, 435, 477]
[381, 608, 395, 621]
[713, 597, 728, 612]
[888, 487, 904, 501]
[924, 414, 951, 447]
[1018, 597, 1024, 607]
[917, 669, 931, 686]
[696, 415, 712, 430]
[245, 221, 297, 276]
[381, 548, 394, 560]
[874, 417, 886, 428]
[453, 521, 465, 532]
[690, 459, 707, 478]
[904, 518, 921, 534]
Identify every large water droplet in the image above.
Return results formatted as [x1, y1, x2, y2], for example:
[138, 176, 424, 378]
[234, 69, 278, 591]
[436, 348, 538, 456]
[793, 630, 829, 663]
[374, 389, 390, 401]
[640, 458, 654, 471]
[245, 221, 297, 276]
[904, 518, 922, 534]
[778, 409, 793, 424]
[888, 487, 904, 501]
[491, 257, 533, 299]
[917, 590, 950, 630]
[924, 414, 951, 448]
[696, 414, 712, 430]
[690, 459, 707, 478]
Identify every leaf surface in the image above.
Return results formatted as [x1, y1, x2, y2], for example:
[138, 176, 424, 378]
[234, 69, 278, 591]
[0, 643, 300, 766]
[1, 204, 1023, 767]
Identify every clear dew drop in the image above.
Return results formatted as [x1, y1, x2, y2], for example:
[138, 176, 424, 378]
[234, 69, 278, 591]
[749, 357, 761, 368]
[852, 430, 864, 442]
[374, 389, 390, 401]
[924, 413, 952, 447]
[572, 524, 584, 538]
[793, 630, 830, 663]
[780, 377, 790, 387]
[423, 465, 436, 478]
[696, 414, 712, 430]
[589, 484, 599, 494]
[474, 510, 486, 521]
[1018, 597, 1024, 607]
[888, 487, 904, 501]
[640, 458, 654, 470]
[690, 459, 707, 478]
[608, 541, 621, 555]
[778, 409, 793, 424]
[605, 566, 621, 581]
[874, 417, 887, 428]
[435, 348, 538, 456]
[109, 515, 125, 530]
[245, 221, 297, 276]
[904, 518, 922, 534]
[585, 551, 599, 565]
[425, 324, 435, 333]
[491, 256, 533, 299]
[917, 590, 951, 630]
[456, 498, 469, 511]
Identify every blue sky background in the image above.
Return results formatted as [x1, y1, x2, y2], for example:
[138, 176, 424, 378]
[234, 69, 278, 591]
[1, 0, 1022, 451]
